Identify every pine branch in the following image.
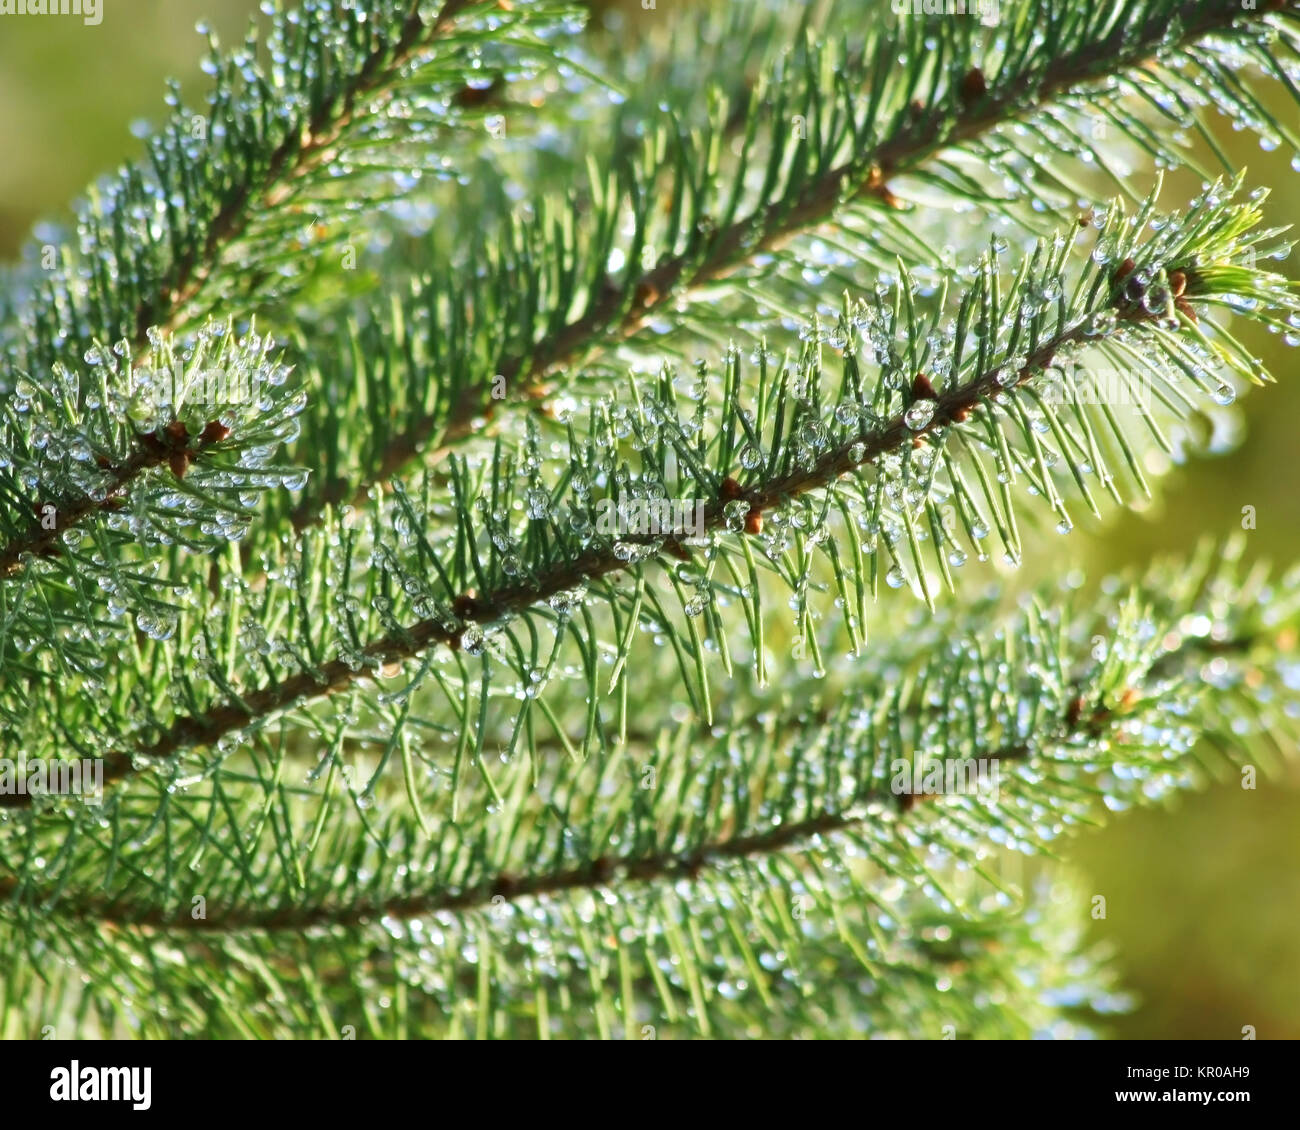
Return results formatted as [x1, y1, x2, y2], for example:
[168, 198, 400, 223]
[5, 0, 1300, 1043]
[0, 414, 227, 582]
[4, 182, 1290, 801]
[0, 871, 1115, 1038]
[0, 327, 307, 681]
[278, 0, 1300, 535]
[3, 544, 1292, 1016]
[129, 1, 444, 345]
[7, 0, 575, 376]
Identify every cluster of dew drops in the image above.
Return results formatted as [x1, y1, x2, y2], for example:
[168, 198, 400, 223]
[16, 321, 306, 649]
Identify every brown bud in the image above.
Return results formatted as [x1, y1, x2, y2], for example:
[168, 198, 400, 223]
[633, 281, 660, 310]
[911, 372, 938, 400]
[1066, 696, 1087, 726]
[452, 591, 480, 620]
[1174, 295, 1198, 324]
[452, 77, 503, 109]
[138, 431, 167, 458]
[744, 508, 763, 536]
[164, 419, 188, 446]
[951, 405, 972, 423]
[169, 451, 191, 479]
[1112, 257, 1136, 285]
[959, 67, 987, 104]
[200, 420, 231, 444]
[1168, 269, 1187, 298]
[719, 476, 744, 502]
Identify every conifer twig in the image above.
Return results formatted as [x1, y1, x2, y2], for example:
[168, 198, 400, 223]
[0, 422, 229, 580]
[289, 0, 1287, 532]
[2, 247, 1210, 805]
[0, 0, 502, 569]
[0, 624, 1262, 932]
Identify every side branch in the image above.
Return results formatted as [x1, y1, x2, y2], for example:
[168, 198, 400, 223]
[0, 420, 230, 580]
[0, 264, 1188, 804]
[291, 0, 1270, 530]
[132, 0, 472, 346]
[0, 684, 1191, 932]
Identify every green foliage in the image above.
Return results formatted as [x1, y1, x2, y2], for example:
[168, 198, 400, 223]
[1, 0, 1299, 1039]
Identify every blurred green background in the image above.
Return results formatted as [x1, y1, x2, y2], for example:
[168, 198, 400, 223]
[1, 1, 1296, 1039]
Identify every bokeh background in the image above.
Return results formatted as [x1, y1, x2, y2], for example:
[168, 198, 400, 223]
[1, 0, 1296, 1038]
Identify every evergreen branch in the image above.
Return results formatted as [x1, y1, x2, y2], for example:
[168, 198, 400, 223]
[0, 416, 227, 581]
[4, 182, 1291, 800]
[278, 0, 1300, 535]
[5, 0, 579, 380]
[0, 326, 305, 677]
[126, 0, 450, 346]
[0, 871, 1115, 1038]
[4, 543, 1293, 941]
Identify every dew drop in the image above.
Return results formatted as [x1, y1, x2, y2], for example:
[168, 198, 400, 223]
[903, 401, 935, 430]
[135, 610, 177, 641]
[527, 489, 550, 520]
